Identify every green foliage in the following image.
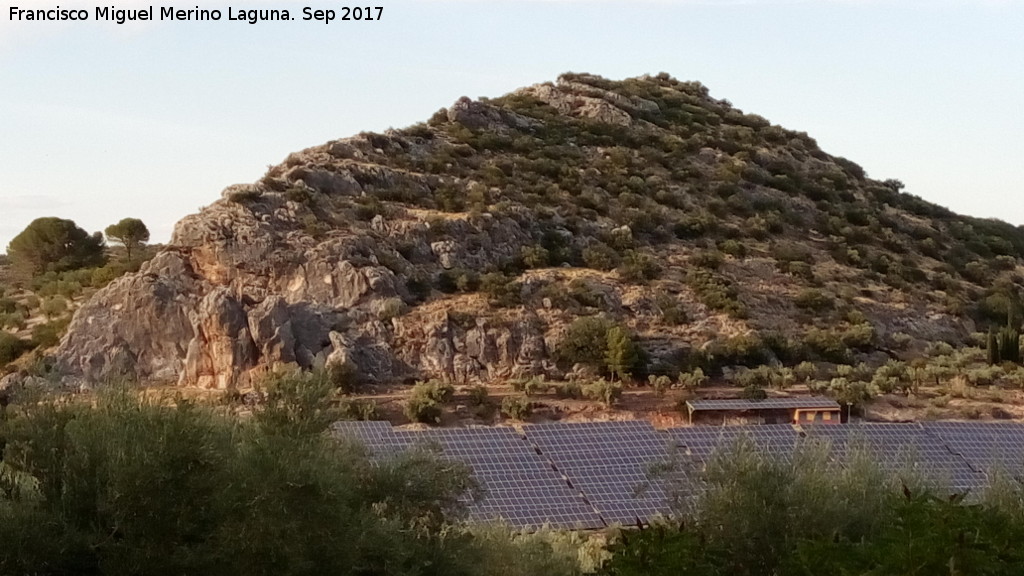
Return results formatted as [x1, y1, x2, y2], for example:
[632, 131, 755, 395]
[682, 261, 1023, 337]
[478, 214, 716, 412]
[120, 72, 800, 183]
[554, 316, 616, 369]
[0, 382, 503, 576]
[378, 296, 407, 321]
[581, 242, 621, 271]
[617, 250, 661, 284]
[654, 291, 687, 325]
[480, 272, 522, 308]
[793, 361, 817, 384]
[7, 217, 106, 277]
[605, 326, 640, 381]
[601, 436, 1024, 576]
[0, 332, 32, 367]
[404, 379, 454, 424]
[793, 288, 833, 312]
[582, 378, 623, 408]
[801, 324, 874, 364]
[677, 367, 708, 390]
[103, 218, 150, 262]
[467, 385, 490, 406]
[686, 269, 745, 318]
[336, 397, 381, 421]
[253, 368, 341, 437]
[31, 319, 69, 349]
[739, 382, 768, 400]
[500, 394, 532, 420]
[555, 317, 644, 378]
[326, 361, 361, 394]
[40, 296, 67, 320]
[989, 326, 1022, 365]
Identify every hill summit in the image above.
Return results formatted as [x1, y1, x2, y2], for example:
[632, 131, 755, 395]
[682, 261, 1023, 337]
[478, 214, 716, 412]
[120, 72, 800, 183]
[37, 72, 1024, 390]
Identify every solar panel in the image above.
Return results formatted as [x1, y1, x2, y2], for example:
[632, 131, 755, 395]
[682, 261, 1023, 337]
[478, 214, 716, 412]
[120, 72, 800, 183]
[666, 424, 802, 463]
[330, 420, 408, 456]
[688, 397, 840, 412]
[804, 423, 984, 493]
[396, 427, 604, 530]
[922, 422, 1024, 481]
[524, 421, 681, 526]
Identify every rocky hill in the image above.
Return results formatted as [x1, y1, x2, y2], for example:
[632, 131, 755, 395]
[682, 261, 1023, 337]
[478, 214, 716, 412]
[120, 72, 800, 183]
[38, 73, 1024, 391]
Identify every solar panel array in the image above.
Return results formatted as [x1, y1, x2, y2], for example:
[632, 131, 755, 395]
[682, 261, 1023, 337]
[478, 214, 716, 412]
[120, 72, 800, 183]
[395, 427, 603, 529]
[802, 423, 984, 492]
[687, 397, 840, 412]
[523, 421, 678, 526]
[923, 422, 1024, 480]
[331, 420, 407, 456]
[333, 420, 1024, 530]
[667, 424, 802, 463]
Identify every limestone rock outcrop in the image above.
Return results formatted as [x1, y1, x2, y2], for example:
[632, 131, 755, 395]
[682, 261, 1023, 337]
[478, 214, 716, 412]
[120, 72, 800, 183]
[43, 72, 983, 391]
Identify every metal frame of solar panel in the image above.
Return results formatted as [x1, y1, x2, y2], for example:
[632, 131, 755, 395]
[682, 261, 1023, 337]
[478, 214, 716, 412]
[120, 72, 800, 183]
[803, 423, 983, 493]
[524, 421, 676, 526]
[922, 422, 1024, 481]
[395, 427, 603, 530]
[687, 397, 839, 411]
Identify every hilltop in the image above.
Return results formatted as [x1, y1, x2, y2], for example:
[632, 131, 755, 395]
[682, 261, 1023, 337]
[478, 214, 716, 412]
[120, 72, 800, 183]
[6, 72, 1024, 421]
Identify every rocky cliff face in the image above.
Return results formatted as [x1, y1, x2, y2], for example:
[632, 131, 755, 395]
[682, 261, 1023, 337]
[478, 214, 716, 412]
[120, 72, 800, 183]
[47, 72, 1019, 389]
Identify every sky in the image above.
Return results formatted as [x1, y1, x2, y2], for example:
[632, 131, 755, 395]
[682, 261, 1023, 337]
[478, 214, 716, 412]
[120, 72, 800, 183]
[1, 0, 1023, 250]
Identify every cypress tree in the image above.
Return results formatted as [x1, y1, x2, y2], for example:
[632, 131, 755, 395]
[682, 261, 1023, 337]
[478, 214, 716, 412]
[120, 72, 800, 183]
[988, 329, 1001, 365]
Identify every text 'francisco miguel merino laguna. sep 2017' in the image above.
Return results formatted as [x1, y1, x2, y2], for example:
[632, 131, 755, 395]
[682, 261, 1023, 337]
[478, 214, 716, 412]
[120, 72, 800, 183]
[9, 6, 384, 25]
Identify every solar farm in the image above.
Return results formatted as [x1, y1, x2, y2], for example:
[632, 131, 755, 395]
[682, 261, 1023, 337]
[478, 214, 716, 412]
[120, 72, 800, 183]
[331, 420, 1024, 530]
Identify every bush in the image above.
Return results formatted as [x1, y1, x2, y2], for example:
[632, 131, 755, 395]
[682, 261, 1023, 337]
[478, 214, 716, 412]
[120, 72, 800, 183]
[686, 269, 746, 318]
[480, 272, 522, 308]
[617, 250, 661, 284]
[467, 384, 490, 406]
[554, 381, 583, 399]
[327, 361, 361, 394]
[794, 289, 834, 312]
[655, 291, 687, 325]
[802, 328, 853, 364]
[520, 244, 551, 269]
[677, 368, 708, 390]
[378, 297, 407, 321]
[337, 398, 381, 421]
[30, 320, 68, 349]
[0, 332, 33, 366]
[582, 242, 620, 271]
[582, 378, 623, 407]
[501, 394, 532, 420]
[0, 381, 486, 576]
[404, 380, 454, 424]
[718, 239, 747, 258]
[690, 250, 724, 270]
[554, 316, 615, 369]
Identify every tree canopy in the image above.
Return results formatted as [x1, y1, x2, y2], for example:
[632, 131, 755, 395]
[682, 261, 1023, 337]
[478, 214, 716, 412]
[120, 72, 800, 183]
[104, 218, 150, 262]
[6, 217, 105, 278]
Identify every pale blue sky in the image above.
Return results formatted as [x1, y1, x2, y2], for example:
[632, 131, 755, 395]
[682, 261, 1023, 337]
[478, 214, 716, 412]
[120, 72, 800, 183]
[2, 0, 1022, 249]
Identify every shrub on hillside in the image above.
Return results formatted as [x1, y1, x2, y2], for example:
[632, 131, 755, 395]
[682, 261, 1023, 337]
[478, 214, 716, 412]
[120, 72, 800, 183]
[500, 395, 532, 420]
[581, 242, 620, 271]
[554, 316, 616, 368]
[617, 250, 661, 284]
[0, 332, 32, 367]
[404, 380, 454, 424]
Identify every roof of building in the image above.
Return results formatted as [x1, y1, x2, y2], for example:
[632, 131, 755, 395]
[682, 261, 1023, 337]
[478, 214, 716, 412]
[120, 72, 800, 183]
[686, 396, 841, 412]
